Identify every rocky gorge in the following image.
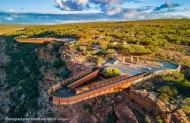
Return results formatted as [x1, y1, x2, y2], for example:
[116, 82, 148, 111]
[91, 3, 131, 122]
[0, 36, 189, 123]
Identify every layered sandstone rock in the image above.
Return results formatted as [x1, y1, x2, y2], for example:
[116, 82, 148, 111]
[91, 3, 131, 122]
[126, 89, 189, 123]
[114, 102, 138, 123]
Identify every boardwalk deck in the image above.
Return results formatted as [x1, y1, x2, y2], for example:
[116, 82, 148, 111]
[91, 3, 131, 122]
[48, 62, 180, 105]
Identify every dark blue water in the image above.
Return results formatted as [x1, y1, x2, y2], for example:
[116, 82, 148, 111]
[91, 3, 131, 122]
[0, 12, 122, 24]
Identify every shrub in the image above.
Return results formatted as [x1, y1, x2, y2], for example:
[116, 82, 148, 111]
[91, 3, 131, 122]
[78, 46, 87, 52]
[112, 68, 121, 76]
[163, 72, 184, 82]
[184, 69, 190, 80]
[104, 68, 113, 77]
[104, 112, 117, 123]
[156, 86, 178, 97]
[24, 100, 35, 109]
[104, 68, 121, 77]
[156, 116, 164, 123]
[53, 59, 64, 69]
[182, 98, 190, 114]
[145, 116, 152, 123]
[55, 72, 61, 77]
[97, 56, 103, 65]
[159, 93, 169, 101]
[176, 79, 190, 96]
[83, 103, 93, 114]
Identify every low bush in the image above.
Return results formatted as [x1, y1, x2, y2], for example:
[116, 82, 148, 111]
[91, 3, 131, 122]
[163, 72, 184, 82]
[53, 59, 64, 69]
[83, 103, 93, 114]
[182, 98, 190, 114]
[104, 68, 121, 77]
[156, 86, 178, 97]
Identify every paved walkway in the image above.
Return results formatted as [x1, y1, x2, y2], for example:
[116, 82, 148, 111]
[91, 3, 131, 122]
[103, 62, 148, 76]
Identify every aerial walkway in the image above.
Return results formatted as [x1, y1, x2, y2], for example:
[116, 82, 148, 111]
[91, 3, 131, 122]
[48, 62, 181, 105]
[61, 67, 99, 86]
[50, 72, 150, 105]
[75, 74, 130, 94]
[67, 69, 100, 89]
[48, 67, 100, 95]
[17, 38, 77, 44]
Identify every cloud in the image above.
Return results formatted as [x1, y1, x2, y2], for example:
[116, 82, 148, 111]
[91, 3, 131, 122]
[123, 9, 137, 18]
[106, 7, 122, 15]
[77, 0, 89, 5]
[8, 9, 15, 13]
[122, 10, 186, 20]
[55, 0, 140, 14]
[136, 6, 153, 12]
[154, 2, 182, 12]
[54, 0, 188, 20]
[122, 6, 153, 18]
[55, 0, 87, 11]
[126, 0, 142, 3]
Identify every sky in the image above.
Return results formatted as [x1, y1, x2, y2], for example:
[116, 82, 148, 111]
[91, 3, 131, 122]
[0, 0, 189, 24]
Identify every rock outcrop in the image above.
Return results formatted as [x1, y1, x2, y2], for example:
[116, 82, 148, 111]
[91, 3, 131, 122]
[126, 89, 189, 123]
[114, 102, 138, 123]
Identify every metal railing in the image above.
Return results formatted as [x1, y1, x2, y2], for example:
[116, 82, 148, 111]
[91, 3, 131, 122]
[67, 69, 100, 89]
[75, 74, 130, 94]
[48, 67, 98, 95]
[51, 72, 150, 105]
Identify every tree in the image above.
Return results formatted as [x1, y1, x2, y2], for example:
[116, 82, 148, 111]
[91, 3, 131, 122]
[145, 116, 152, 123]
[83, 103, 93, 114]
[78, 46, 87, 52]
[156, 86, 178, 99]
[97, 56, 104, 65]
[159, 93, 169, 101]
[163, 72, 184, 82]
[176, 79, 190, 96]
[182, 98, 190, 114]
[156, 116, 164, 123]
[53, 59, 64, 69]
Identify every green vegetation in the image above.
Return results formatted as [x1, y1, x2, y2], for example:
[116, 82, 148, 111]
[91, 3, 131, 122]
[149, 71, 190, 118]
[14, 19, 190, 46]
[8, 19, 190, 67]
[163, 72, 184, 82]
[0, 35, 68, 118]
[1, 19, 190, 120]
[156, 116, 164, 123]
[156, 86, 178, 97]
[103, 68, 121, 77]
[156, 86, 178, 101]
[184, 69, 190, 80]
[83, 103, 93, 114]
[104, 112, 118, 123]
[97, 56, 104, 65]
[110, 44, 151, 55]
[145, 116, 152, 123]
[53, 58, 64, 69]
[182, 98, 190, 114]
[161, 72, 190, 96]
[2, 36, 42, 118]
[0, 25, 26, 35]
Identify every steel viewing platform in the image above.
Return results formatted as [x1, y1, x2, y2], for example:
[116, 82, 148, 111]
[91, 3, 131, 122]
[48, 62, 181, 105]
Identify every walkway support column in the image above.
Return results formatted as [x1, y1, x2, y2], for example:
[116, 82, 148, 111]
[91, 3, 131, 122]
[136, 56, 139, 62]
[130, 56, 133, 62]
[122, 57, 126, 63]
